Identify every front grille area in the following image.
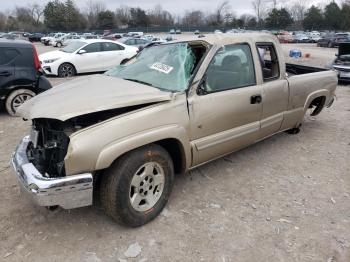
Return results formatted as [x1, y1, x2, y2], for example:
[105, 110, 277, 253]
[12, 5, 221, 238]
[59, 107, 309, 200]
[26, 119, 70, 177]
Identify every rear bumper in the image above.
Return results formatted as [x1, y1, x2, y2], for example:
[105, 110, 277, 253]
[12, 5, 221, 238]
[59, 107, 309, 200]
[11, 136, 93, 209]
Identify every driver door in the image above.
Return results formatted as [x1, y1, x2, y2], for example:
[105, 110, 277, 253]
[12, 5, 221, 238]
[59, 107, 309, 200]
[75, 42, 102, 73]
[189, 43, 262, 166]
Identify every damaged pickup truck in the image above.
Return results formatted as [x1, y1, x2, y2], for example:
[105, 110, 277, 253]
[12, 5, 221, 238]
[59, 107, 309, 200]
[12, 34, 337, 227]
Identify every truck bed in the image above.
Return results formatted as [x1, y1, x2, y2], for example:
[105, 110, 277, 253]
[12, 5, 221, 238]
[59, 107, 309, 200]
[286, 63, 328, 76]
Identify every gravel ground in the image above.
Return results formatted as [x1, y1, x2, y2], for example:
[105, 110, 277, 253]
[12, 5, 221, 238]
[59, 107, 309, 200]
[0, 41, 349, 262]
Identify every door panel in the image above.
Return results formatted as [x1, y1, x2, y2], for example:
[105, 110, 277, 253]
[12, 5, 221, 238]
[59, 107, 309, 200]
[259, 79, 289, 139]
[190, 86, 262, 165]
[190, 43, 263, 166]
[0, 48, 17, 88]
[75, 43, 102, 73]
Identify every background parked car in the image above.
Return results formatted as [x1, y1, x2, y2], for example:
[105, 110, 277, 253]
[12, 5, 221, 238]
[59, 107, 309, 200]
[318, 33, 349, 48]
[120, 37, 151, 50]
[0, 39, 52, 115]
[28, 33, 45, 42]
[39, 39, 138, 77]
[332, 42, 350, 82]
[277, 31, 293, 43]
[293, 33, 311, 43]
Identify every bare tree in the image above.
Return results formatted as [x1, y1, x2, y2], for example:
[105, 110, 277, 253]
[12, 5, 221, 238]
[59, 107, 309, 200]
[215, 1, 232, 25]
[240, 14, 256, 27]
[182, 10, 205, 26]
[85, 0, 106, 29]
[288, 0, 310, 29]
[252, 0, 268, 26]
[148, 5, 173, 26]
[28, 3, 44, 25]
[115, 5, 130, 27]
[0, 12, 6, 31]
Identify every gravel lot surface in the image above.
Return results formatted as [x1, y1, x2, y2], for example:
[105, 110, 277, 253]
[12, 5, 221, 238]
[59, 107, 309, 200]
[0, 40, 349, 262]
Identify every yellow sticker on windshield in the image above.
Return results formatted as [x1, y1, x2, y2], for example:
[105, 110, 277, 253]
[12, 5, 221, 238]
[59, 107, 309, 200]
[150, 62, 174, 74]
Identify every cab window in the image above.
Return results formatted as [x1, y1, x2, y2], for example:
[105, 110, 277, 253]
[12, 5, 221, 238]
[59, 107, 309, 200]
[83, 43, 101, 53]
[204, 43, 256, 93]
[256, 43, 280, 81]
[102, 42, 124, 51]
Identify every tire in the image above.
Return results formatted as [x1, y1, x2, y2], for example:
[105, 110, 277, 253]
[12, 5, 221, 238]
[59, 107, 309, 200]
[57, 42, 62, 48]
[5, 89, 35, 116]
[100, 144, 174, 227]
[328, 42, 333, 48]
[285, 124, 302, 135]
[58, 63, 76, 78]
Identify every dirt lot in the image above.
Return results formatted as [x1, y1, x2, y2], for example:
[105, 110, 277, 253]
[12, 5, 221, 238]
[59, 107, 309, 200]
[0, 41, 349, 262]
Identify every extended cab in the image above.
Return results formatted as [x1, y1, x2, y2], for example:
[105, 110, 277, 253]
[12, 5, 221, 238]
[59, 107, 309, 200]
[12, 34, 337, 227]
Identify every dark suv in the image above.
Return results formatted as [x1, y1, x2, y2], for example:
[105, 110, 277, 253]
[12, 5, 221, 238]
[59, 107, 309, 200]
[0, 39, 52, 115]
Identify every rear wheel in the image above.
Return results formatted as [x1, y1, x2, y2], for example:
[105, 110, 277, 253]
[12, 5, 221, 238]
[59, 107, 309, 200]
[58, 63, 76, 77]
[5, 89, 35, 116]
[100, 144, 174, 227]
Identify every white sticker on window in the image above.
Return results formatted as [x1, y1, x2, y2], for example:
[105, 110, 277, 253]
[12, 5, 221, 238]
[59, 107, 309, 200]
[150, 62, 174, 74]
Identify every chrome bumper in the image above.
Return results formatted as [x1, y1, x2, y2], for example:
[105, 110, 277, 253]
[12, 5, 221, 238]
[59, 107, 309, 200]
[11, 136, 93, 209]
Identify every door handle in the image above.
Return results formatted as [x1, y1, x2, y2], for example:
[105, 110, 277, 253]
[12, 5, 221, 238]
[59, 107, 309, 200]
[0, 71, 11, 76]
[250, 94, 262, 104]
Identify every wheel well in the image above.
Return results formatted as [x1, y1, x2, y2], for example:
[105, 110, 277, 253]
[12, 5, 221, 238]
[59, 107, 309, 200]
[59, 62, 76, 72]
[5, 86, 37, 98]
[309, 96, 326, 116]
[154, 139, 186, 174]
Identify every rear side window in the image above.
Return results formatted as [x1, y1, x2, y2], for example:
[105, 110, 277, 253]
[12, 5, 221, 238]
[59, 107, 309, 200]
[0, 48, 19, 65]
[256, 43, 280, 81]
[102, 42, 124, 51]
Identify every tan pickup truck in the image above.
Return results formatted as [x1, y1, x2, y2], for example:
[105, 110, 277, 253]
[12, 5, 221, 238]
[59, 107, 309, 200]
[12, 33, 337, 227]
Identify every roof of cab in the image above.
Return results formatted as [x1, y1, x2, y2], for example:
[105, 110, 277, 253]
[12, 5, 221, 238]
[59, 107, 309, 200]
[0, 38, 32, 48]
[171, 33, 278, 46]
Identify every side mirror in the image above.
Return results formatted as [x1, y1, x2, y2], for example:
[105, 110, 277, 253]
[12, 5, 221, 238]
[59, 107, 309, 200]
[78, 49, 86, 54]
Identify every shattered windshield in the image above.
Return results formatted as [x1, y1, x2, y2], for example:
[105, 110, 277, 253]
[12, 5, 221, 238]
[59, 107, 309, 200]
[105, 43, 195, 92]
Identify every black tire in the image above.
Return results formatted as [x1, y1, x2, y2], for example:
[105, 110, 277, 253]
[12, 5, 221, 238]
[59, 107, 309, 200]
[285, 124, 302, 135]
[58, 63, 76, 78]
[100, 144, 174, 227]
[56, 42, 62, 48]
[5, 88, 35, 116]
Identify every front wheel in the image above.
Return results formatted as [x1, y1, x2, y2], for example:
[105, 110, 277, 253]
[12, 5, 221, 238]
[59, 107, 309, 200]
[58, 63, 76, 77]
[100, 144, 174, 227]
[56, 42, 62, 48]
[5, 89, 35, 116]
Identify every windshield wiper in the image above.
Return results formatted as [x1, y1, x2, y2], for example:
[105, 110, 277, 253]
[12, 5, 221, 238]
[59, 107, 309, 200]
[123, 78, 173, 92]
[123, 78, 155, 87]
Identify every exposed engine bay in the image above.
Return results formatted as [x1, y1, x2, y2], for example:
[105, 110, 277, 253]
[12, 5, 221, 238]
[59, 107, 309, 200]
[26, 104, 154, 177]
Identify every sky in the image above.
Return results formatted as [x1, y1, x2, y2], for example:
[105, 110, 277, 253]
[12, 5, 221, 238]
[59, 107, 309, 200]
[0, 0, 339, 16]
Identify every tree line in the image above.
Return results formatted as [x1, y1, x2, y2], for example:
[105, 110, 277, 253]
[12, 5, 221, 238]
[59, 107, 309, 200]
[0, 0, 349, 32]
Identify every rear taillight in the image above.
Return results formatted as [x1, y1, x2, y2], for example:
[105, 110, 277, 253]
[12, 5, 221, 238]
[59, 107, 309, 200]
[32, 44, 41, 72]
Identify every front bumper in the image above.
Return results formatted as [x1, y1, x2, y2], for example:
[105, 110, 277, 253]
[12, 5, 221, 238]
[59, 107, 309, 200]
[11, 136, 93, 209]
